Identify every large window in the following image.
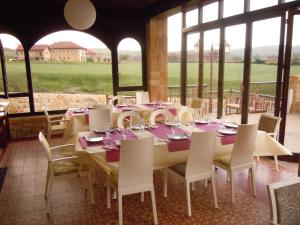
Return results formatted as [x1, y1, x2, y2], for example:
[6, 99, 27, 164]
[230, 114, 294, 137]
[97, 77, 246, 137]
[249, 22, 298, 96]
[186, 9, 198, 27]
[224, 0, 244, 18]
[117, 38, 142, 88]
[0, 34, 29, 114]
[203, 2, 219, 23]
[30, 30, 112, 111]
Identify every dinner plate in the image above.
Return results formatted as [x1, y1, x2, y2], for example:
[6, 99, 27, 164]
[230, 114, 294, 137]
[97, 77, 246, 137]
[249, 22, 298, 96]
[194, 119, 210, 124]
[165, 121, 181, 127]
[85, 135, 104, 142]
[218, 129, 237, 135]
[73, 108, 84, 113]
[94, 128, 106, 133]
[223, 122, 238, 129]
[168, 134, 189, 140]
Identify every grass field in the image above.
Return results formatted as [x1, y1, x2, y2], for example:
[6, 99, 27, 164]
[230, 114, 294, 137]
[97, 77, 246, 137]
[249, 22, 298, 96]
[1, 62, 300, 94]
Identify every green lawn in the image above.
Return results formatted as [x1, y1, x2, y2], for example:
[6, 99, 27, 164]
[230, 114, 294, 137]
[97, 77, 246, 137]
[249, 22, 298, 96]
[1, 61, 300, 94]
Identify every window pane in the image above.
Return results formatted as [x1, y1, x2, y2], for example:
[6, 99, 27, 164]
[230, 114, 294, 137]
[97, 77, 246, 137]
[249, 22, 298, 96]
[290, 15, 300, 75]
[118, 38, 142, 87]
[7, 97, 30, 113]
[168, 13, 182, 104]
[31, 30, 112, 111]
[224, 0, 244, 18]
[203, 2, 219, 23]
[186, 9, 198, 27]
[224, 24, 246, 123]
[204, 29, 220, 118]
[250, 0, 278, 11]
[187, 33, 200, 105]
[0, 34, 27, 93]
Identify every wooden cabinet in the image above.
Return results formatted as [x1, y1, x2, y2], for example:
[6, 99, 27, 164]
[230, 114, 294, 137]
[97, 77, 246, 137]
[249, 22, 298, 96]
[0, 102, 10, 149]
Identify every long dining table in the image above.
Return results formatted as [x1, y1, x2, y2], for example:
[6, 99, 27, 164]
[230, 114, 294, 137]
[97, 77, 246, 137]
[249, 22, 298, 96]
[74, 122, 292, 176]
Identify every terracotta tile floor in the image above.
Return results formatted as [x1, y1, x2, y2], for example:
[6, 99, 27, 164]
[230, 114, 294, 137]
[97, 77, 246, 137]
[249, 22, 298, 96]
[0, 138, 298, 225]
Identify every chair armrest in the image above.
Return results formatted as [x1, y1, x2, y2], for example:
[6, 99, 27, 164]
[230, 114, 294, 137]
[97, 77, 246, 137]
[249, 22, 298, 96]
[51, 156, 78, 163]
[266, 132, 276, 137]
[50, 144, 75, 152]
[49, 115, 64, 120]
[48, 118, 69, 124]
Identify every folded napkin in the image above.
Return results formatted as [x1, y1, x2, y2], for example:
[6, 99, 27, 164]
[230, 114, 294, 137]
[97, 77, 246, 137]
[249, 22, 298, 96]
[220, 135, 236, 145]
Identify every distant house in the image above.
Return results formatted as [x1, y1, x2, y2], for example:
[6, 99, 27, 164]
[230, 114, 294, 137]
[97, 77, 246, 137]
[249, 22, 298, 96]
[16, 44, 51, 61]
[49, 41, 87, 62]
[86, 49, 101, 62]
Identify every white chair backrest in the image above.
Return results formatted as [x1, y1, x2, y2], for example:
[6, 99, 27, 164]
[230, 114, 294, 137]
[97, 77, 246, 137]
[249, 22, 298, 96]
[82, 97, 97, 108]
[38, 132, 51, 161]
[165, 104, 181, 118]
[136, 91, 150, 104]
[42, 106, 51, 122]
[185, 131, 217, 178]
[117, 111, 140, 128]
[89, 107, 112, 132]
[177, 106, 196, 123]
[109, 96, 125, 105]
[149, 109, 175, 126]
[267, 177, 300, 225]
[230, 123, 258, 167]
[118, 136, 154, 191]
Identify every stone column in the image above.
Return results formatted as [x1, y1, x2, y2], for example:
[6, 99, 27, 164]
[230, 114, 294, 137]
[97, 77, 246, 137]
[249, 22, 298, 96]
[147, 17, 168, 102]
[289, 75, 300, 113]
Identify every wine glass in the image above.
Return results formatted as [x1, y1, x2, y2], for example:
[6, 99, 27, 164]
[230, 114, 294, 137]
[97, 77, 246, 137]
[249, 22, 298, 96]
[105, 122, 112, 139]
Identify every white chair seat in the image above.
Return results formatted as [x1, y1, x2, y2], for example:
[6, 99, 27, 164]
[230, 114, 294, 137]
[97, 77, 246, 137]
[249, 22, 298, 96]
[53, 161, 79, 176]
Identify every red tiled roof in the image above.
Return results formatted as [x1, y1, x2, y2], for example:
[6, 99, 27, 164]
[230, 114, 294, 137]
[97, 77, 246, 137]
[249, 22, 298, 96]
[50, 41, 86, 50]
[16, 44, 49, 51]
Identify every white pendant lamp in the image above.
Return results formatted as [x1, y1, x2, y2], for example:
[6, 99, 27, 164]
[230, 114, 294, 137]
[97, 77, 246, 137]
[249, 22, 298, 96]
[64, 0, 96, 30]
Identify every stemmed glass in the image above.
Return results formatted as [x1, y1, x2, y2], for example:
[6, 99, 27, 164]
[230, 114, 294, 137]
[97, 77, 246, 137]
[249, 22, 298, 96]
[104, 122, 112, 139]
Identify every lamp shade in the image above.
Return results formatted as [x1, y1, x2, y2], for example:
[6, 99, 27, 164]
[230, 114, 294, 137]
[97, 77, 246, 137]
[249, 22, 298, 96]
[64, 0, 96, 30]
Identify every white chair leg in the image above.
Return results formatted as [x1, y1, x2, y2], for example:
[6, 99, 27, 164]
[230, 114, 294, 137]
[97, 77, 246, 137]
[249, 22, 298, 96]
[141, 192, 144, 202]
[204, 179, 208, 187]
[87, 171, 95, 204]
[106, 176, 111, 208]
[46, 176, 53, 214]
[185, 181, 192, 217]
[230, 171, 235, 204]
[118, 194, 123, 225]
[227, 172, 230, 182]
[211, 175, 218, 208]
[150, 188, 158, 225]
[163, 169, 168, 198]
[274, 155, 279, 171]
[251, 166, 256, 196]
[44, 168, 50, 199]
[256, 156, 260, 162]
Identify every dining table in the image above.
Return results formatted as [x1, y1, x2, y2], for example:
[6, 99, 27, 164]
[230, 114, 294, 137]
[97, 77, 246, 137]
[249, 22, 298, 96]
[74, 121, 292, 176]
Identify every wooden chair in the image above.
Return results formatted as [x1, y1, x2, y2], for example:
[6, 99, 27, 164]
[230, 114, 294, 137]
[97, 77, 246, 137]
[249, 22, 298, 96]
[149, 108, 175, 126]
[38, 132, 94, 214]
[267, 177, 300, 225]
[117, 111, 139, 128]
[163, 131, 218, 216]
[257, 114, 281, 171]
[213, 123, 258, 203]
[42, 106, 69, 140]
[106, 137, 158, 225]
[136, 91, 150, 104]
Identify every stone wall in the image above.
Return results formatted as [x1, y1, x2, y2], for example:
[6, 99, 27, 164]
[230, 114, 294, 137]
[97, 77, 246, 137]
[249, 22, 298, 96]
[289, 75, 300, 113]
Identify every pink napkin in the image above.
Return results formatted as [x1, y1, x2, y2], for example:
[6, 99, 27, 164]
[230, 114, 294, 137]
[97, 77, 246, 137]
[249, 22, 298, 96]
[220, 135, 236, 145]
[147, 124, 191, 152]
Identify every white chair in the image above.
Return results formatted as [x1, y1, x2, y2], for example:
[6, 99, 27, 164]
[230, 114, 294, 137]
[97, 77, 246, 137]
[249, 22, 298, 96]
[163, 131, 218, 216]
[109, 95, 125, 105]
[257, 114, 281, 171]
[267, 177, 300, 225]
[177, 106, 196, 123]
[136, 91, 150, 104]
[42, 106, 69, 140]
[106, 137, 158, 225]
[117, 111, 140, 128]
[213, 123, 258, 203]
[38, 132, 94, 214]
[88, 106, 112, 132]
[149, 108, 175, 126]
[82, 97, 97, 108]
[165, 103, 182, 118]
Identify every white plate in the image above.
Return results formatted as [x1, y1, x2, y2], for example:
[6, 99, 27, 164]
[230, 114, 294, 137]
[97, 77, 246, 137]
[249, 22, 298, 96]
[94, 128, 106, 133]
[165, 121, 181, 127]
[85, 135, 104, 142]
[168, 134, 189, 140]
[73, 108, 84, 113]
[223, 122, 238, 129]
[218, 129, 237, 135]
[194, 119, 210, 124]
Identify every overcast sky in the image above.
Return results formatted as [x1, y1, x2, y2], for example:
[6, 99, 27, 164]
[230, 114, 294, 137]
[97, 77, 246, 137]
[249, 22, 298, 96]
[0, 0, 299, 52]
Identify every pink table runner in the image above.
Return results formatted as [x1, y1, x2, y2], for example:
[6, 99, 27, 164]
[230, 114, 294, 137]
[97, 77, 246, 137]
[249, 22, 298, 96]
[147, 124, 191, 152]
[195, 122, 236, 145]
[79, 129, 137, 162]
